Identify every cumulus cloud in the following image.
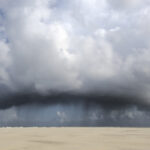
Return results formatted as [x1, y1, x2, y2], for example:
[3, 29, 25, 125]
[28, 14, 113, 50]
[0, 0, 150, 104]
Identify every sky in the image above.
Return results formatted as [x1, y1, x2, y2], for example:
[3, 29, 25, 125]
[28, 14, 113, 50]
[0, 0, 150, 126]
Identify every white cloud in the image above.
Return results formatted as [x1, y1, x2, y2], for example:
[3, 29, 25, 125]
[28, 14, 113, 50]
[57, 111, 67, 123]
[0, 0, 150, 102]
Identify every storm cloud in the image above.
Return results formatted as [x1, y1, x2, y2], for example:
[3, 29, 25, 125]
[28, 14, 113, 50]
[0, 0, 150, 126]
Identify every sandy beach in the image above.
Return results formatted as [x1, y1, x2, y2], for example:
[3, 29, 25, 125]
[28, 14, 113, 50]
[0, 127, 149, 150]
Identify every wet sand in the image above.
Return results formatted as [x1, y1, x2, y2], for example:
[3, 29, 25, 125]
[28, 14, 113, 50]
[0, 127, 150, 150]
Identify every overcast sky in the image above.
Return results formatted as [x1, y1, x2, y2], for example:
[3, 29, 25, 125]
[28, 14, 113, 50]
[0, 0, 150, 98]
[0, 0, 150, 126]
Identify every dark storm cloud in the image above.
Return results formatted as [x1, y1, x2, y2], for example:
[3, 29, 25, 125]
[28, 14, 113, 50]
[0, 0, 150, 126]
[0, 95, 150, 127]
[0, 92, 149, 111]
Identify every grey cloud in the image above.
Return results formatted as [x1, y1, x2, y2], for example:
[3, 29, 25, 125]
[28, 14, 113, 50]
[0, 0, 150, 104]
[107, 0, 150, 10]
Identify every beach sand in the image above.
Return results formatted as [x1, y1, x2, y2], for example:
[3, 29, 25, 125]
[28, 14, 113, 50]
[0, 127, 150, 150]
